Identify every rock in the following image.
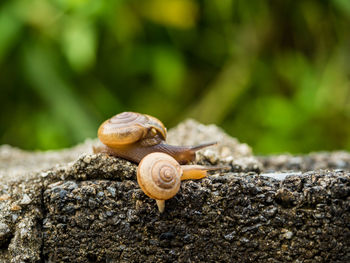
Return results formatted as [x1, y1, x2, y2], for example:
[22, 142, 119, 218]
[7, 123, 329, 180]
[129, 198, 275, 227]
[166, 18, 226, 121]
[20, 194, 32, 205]
[259, 151, 350, 172]
[0, 222, 11, 247]
[0, 140, 95, 183]
[0, 120, 349, 262]
[168, 119, 262, 172]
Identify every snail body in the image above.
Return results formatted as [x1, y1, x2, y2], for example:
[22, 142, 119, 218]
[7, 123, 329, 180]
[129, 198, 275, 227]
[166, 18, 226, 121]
[96, 112, 215, 164]
[137, 152, 223, 212]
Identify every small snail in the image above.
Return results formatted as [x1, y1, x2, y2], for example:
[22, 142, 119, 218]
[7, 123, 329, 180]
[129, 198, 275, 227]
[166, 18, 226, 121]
[95, 112, 216, 164]
[137, 152, 223, 212]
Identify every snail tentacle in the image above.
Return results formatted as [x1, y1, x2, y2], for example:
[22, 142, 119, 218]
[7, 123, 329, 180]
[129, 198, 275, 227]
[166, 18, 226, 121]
[156, 200, 165, 213]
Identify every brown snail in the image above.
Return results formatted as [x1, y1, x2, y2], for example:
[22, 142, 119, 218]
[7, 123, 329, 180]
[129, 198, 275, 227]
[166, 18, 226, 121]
[137, 152, 225, 212]
[95, 112, 216, 164]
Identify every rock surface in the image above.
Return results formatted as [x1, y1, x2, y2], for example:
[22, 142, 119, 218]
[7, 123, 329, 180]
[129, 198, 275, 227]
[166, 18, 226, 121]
[0, 120, 349, 262]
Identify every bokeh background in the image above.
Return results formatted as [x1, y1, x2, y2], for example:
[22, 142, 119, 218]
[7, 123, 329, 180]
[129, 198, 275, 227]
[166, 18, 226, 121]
[1, 0, 350, 154]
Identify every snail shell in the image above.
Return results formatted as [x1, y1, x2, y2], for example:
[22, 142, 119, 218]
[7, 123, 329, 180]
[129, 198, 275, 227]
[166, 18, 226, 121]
[98, 112, 166, 148]
[96, 111, 216, 164]
[137, 152, 182, 200]
[136, 152, 228, 212]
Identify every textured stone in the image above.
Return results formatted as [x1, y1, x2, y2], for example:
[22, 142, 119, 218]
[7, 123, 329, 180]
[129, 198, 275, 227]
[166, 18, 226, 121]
[259, 151, 350, 172]
[0, 120, 349, 262]
[168, 119, 261, 172]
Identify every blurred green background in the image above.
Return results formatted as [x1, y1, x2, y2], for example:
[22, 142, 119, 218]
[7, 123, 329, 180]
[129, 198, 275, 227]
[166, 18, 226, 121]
[0, 0, 350, 154]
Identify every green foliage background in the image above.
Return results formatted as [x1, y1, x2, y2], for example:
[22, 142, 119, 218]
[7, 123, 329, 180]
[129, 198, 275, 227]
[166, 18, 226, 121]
[1, 0, 350, 154]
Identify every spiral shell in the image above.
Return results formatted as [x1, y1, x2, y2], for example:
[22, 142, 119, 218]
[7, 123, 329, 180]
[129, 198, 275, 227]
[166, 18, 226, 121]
[137, 152, 182, 200]
[98, 112, 166, 148]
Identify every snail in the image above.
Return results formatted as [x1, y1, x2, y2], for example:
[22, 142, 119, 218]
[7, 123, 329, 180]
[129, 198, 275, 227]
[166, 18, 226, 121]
[137, 152, 225, 212]
[95, 112, 216, 164]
